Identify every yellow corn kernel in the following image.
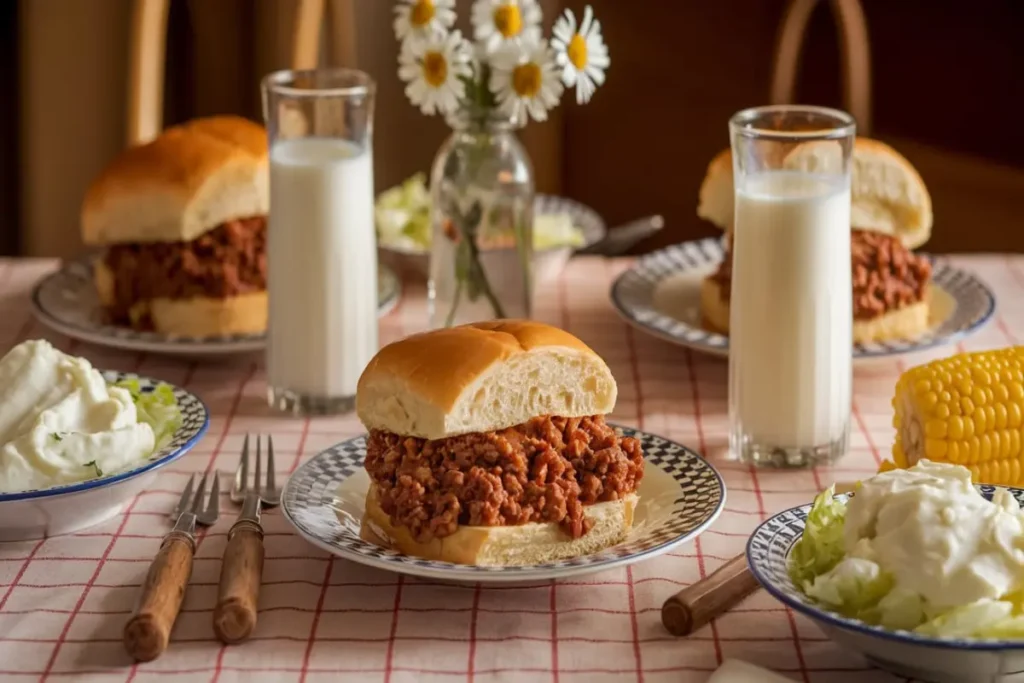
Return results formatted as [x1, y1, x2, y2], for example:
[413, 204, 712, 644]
[889, 346, 1024, 484]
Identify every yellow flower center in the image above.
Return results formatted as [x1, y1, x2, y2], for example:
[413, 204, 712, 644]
[567, 34, 588, 69]
[493, 4, 523, 38]
[512, 62, 542, 98]
[422, 51, 448, 87]
[410, 0, 435, 27]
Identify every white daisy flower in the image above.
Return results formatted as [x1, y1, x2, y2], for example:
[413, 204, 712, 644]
[393, 0, 457, 43]
[470, 0, 542, 54]
[398, 29, 473, 116]
[489, 39, 564, 123]
[550, 5, 609, 104]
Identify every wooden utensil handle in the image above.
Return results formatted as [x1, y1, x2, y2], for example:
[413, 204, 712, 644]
[213, 520, 265, 644]
[123, 532, 195, 662]
[662, 554, 760, 636]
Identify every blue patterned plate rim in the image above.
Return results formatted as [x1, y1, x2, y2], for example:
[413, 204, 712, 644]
[746, 485, 1024, 651]
[0, 371, 209, 503]
[609, 237, 997, 360]
[282, 425, 726, 579]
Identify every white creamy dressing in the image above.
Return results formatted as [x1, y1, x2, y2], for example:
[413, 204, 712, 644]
[0, 340, 154, 492]
[843, 460, 1024, 608]
[729, 170, 852, 448]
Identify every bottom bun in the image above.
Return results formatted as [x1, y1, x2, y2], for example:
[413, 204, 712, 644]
[361, 486, 637, 566]
[700, 276, 930, 343]
[95, 261, 266, 337]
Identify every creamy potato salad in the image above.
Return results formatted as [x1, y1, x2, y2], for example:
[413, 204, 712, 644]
[375, 173, 585, 251]
[0, 340, 181, 492]
[792, 460, 1024, 638]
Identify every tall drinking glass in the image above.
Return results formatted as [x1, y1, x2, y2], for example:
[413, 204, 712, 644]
[727, 105, 855, 467]
[261, 69, 377, 415]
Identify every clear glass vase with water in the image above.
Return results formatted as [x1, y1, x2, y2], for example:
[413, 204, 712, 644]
[427, 110, 534, 329]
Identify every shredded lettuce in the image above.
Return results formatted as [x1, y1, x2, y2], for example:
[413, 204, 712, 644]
[789, 486, 848, 587]
[790, 485, 1024, 639]
[114, 379, 182, 449]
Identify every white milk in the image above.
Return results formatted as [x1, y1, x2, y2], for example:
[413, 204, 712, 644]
[266, 138, 377, 403]
[728, 171, 852, 449]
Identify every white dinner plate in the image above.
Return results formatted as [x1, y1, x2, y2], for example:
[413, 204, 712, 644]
[610, 238, 996, 362]
[282, 427, 725, 583]
[31, 257, 402, 356]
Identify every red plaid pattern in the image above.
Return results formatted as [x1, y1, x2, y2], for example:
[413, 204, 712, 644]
[1, 255, 1021, 683]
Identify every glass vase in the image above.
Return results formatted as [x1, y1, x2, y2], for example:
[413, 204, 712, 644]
[427, 110, 534, 329]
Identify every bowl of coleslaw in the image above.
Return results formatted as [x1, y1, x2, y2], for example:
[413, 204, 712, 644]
[375, 173, 605, 281]
[747, 460, 1024, 683]
[0, 340, 209, 540]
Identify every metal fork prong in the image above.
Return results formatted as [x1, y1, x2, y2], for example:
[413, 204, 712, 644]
[255, 435, 263, 500]
[236, 433, 250, 497]
[191, 471, 209, 516]
[266, 435, 276, 495]
[207, 472, 220, 519]
[174, 474, 195, 518]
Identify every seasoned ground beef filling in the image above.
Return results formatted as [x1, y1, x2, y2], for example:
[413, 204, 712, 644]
[709, 229, 931, 320]
[365, 415, 645, 543]
[102, 216, 267, 325]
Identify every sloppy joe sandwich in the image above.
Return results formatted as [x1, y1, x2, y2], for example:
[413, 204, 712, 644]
[697, 138, 934, 343]
[356, 320, 644, 566]
[81, 116, 269, 337]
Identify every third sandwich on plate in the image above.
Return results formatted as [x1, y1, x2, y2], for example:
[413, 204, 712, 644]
[355, 320, 644, 566]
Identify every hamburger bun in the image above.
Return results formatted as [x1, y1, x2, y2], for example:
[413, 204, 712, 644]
[356, 320, 618, 441]
[700, 276, 931, 344]
[81, 116, 268, 246]
[696, 137, 932, 249]
[361, 485, 637, 566]
[93, 260, 266, 337]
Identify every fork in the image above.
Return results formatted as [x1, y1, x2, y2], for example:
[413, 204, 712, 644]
[214, 434, 279, 644]
[124, 471, 219, 662]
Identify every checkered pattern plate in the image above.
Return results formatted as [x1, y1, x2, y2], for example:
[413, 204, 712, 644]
[282, 426, 725, 583]
[610, 237, 996, 361]
[30, 257, 401, 356]
[0, 371, 209, 503]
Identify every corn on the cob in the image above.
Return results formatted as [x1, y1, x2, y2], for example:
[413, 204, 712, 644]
[888, 346, 1024, 485]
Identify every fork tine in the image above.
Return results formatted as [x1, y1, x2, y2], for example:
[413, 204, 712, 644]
[207, 472, 220, 519]
[266, 435, 276, 494]
[174, 474, 195, 518]
[236, 433, 250, 496]
[255, 435, 262, 499]
[191, 471, 209, 515]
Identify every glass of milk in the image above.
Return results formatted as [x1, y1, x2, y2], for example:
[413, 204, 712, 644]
[727, 105, 856, 467]
[261, 69, 377, 415]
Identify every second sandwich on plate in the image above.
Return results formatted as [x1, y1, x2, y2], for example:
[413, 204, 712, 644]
[355, 320, 645, 566]
[697, 138, 935, 344]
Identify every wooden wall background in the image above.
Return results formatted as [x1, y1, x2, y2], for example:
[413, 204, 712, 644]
[3, 0, 1022, 258]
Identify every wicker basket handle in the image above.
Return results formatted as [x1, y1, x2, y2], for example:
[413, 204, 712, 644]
[770, 0, 873, 135]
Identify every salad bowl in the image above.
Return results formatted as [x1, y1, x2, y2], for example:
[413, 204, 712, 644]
[747, 486, 1024, 683]
[376, 181, 607, 282]
[0, 371, 209, 541]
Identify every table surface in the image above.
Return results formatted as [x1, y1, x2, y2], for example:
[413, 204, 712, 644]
[0, 254, 1022, 683]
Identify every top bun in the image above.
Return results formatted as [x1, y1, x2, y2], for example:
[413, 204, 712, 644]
[696, 137, 932, 249]
[82, 116, 268, 246]
[357, 320, 618, 441]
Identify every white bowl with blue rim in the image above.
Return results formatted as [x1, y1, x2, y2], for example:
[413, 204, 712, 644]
[747, 486, 1024, 683]
[0, 372, 209, 541]
[282, 426, 725, 583]
[611, 237, 996, 363]
[378, 194, 607, 283]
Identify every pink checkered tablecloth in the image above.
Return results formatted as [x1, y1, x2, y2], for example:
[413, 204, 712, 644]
[0, 254, 1022, 683]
